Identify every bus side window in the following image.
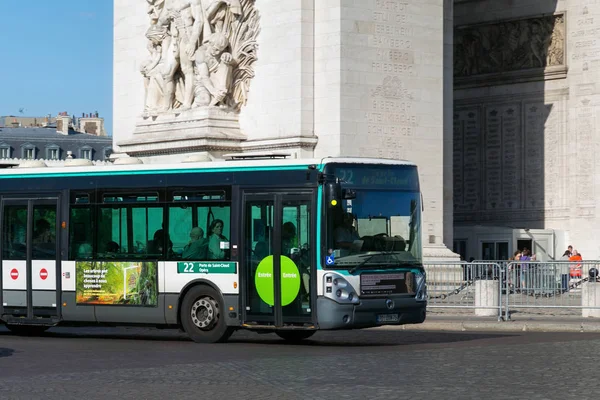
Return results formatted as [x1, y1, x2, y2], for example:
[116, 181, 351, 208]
[69, 206, 93, 260]
[95, 192, 164, 259]
[168, 206, 193, 259]
[166, 203, 231, 261]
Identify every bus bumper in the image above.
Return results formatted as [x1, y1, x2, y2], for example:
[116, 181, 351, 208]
[316, 296, 427, 330]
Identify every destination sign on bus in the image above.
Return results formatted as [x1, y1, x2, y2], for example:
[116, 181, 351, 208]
[177, 261, 237, 274]
[327, 165, 419, 190]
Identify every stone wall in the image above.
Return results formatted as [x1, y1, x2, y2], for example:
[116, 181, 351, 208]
[453, 0, 600, 258]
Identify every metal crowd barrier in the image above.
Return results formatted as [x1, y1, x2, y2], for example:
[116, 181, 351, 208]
[423, 260, 600, 320]
[504, 260, 600, 319]
[423, 261, 504, 321]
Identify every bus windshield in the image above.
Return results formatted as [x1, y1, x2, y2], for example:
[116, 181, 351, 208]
[324, 163, 422, 269]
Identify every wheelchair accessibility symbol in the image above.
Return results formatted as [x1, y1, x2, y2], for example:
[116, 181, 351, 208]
[325, 255, 335, 266]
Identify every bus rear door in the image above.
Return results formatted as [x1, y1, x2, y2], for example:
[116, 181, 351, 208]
[1, 197, 61, 324]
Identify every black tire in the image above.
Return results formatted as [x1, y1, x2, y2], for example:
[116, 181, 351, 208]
[180, 285, 233, 343]
[416, 308, 427, 324]
[275, 330, 316, 342]
[6, 325, 48, 336]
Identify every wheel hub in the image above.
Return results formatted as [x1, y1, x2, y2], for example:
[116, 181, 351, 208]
[191, 297, 218, 329]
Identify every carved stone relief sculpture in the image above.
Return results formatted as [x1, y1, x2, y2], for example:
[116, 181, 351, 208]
[454, 14, 565, 77]
[140, 0, 260, 117]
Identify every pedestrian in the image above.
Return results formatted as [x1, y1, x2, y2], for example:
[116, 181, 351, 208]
[569, 250, 582, 278]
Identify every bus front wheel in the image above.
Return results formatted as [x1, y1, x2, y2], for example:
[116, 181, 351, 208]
[180, 285, 233, 343]
[275, 330, 316, 342]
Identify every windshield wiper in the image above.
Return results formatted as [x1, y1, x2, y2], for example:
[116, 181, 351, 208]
[349, 253, 384, 274]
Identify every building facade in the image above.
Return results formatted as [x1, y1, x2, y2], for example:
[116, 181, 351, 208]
[112, 0, 600, 261]
[1, 112, 107, 137]
[452, 0, 599, 261]
[0, 124, 112, 166]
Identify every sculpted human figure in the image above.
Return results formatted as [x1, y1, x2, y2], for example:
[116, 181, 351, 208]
[140, 0, 260, 115]
[140, 23, 170, 116]
[158, 0, 205, 110]
[204, 0, 242, 34]
[528, 20, 546, 68]
[193, 32, 234, 108]
[146, 0, 165, 23]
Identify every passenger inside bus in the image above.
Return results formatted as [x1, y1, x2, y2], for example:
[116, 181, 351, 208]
[100, 241, 120, 258]
[147, 229, 173, 257]
[207, 219, 228, 260]
[33, 219, 53, 244]
[282, 221, 298, 257]
[250, 240, 269, 278]
[77, 243, 93, 259]
[281, 221, 310, 298]
[182, 227, 208, 259]
[334, 212, 360, 250]
[33, 218, 56, 258]
[253, 240, 269, 262]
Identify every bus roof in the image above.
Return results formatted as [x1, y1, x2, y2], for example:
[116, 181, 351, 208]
[0, 156, 416, 179]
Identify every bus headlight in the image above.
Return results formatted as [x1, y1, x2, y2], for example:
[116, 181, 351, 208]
[324, 272, 359, 304]
[414, 271, 427, 302]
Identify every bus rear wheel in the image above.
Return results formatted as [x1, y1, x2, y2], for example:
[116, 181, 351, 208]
[275, 330, 316, 342]
[6, 325, 48, 336]
[180, 285, 233, 343]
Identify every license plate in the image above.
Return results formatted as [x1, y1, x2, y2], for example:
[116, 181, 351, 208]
[377, 313, 399, 323]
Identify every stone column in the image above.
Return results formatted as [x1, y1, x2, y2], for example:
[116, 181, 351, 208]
[443, 0, 454, 250]
[474, 279, 500, 317]
[312, 0, 458, 261]
[582, 281, 600, 318]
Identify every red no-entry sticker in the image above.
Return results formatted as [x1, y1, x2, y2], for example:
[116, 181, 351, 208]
[10, 269, 18, 280]
[40, 268, 48, 280]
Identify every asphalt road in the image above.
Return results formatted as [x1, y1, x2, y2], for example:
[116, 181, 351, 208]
[0, 325, 599, 399]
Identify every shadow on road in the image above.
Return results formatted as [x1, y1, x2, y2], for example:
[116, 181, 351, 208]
[228, 329, 514, 347]
[0, 325, 513, 348]
[0, 348, 15, 358]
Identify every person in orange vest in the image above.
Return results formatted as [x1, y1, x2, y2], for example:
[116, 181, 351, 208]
[569, 250, 582, 278]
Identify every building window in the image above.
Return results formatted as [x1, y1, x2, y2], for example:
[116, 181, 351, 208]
[46, 146, 60, 160]
[23, 148, 35, 160]
[80, 147, 92, 160]
[0, 147, 9, 159]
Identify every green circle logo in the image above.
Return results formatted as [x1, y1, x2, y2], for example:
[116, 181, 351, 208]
[254, 255, 301, 306]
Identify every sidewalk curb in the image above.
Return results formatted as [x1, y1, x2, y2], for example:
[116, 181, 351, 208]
[377, 320, 600, 333]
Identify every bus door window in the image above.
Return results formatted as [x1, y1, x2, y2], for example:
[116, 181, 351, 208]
[246, 200, 274, 315]
[32, 206, 57, 260]
[2, 205, 27, 260]
[282, 201, 311, 303]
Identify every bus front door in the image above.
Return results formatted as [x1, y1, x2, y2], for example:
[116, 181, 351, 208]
[241, 191, 314, 328]
[1, 198, 61, 323]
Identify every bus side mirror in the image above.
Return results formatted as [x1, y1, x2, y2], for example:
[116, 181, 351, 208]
[325, 181, 342, 207]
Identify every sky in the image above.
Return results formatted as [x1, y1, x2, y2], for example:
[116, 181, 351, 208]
[0, 1, 113, 135]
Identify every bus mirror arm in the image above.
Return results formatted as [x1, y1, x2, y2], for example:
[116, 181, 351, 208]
[342, 189, 356, 200]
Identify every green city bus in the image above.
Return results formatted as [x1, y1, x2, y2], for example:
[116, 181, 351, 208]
[0, 156, 426, 343]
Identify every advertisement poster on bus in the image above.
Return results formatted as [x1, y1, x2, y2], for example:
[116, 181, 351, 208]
[75, 261, 157, 306]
